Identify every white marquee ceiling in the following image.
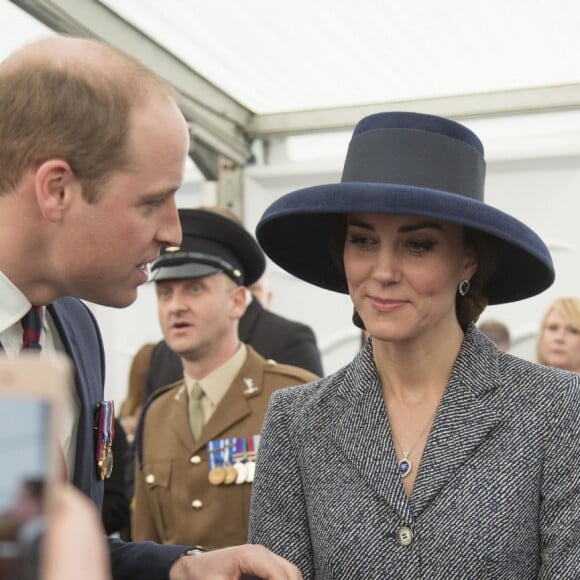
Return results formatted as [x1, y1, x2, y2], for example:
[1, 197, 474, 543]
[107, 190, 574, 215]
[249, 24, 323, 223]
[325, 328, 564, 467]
[100, 0, 580, 115]
[3, 0, 580, 170]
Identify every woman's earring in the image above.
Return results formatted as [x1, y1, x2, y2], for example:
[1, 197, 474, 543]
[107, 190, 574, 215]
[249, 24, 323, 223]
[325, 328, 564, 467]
[458, 279, 471, 296]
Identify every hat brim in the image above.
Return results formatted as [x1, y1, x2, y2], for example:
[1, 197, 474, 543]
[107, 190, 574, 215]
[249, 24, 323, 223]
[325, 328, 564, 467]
[256, 182, 554, 305]
[150, 262, 221, 282]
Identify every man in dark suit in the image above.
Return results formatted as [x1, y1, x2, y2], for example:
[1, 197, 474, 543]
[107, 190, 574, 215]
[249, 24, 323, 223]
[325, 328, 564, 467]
[0, 35, 300, 580]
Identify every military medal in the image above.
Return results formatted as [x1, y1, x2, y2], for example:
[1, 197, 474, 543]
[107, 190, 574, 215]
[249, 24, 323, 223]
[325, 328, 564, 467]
[94, 401, 115, 480]
[223, 438, 237, 485]
[208, 466, 226, 485]
[245, 458, 255, 483]
[233, 437, 247, 485]
[224, 465, 237, 485]
[234, 461, 247, 485]
[244, 435, 260, 483]
[207, 439, 226, 485]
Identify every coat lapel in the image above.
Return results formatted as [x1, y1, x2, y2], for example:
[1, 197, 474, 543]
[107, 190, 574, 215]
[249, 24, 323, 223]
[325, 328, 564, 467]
[330, 327, 504, 524]
[411, 327, 504, 515]
[166, 382, 198, 452]
[48, 298, 104, 502]
[333, 347, 412, 523]
[201, 378, 252, 445]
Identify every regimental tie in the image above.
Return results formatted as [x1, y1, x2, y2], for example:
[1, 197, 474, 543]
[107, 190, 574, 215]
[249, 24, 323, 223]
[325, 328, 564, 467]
[21, 306, 43, 350]
[20, 305, 68, 481]
[188, 382, 204, 441]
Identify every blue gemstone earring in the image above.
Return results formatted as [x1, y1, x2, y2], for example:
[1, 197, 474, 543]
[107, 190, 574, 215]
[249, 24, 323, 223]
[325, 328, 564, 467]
[458, 279, 470, 296]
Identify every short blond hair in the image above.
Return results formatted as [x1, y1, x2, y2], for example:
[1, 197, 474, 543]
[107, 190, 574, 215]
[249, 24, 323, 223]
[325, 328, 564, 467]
[537, 297, 580, 365]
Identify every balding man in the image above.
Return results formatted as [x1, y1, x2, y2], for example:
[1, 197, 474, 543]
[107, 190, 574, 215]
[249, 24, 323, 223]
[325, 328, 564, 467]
[0, 36, 300, 580]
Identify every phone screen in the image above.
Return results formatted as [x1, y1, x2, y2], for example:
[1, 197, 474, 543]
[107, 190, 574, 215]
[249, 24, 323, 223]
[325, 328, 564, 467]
[0, 396, 50, 580]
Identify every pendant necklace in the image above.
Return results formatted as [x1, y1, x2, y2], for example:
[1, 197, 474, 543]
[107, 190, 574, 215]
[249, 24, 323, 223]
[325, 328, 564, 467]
[391, 413, 436, 479]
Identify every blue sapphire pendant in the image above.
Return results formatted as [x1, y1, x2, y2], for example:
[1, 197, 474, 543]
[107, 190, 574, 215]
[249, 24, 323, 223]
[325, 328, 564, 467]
[398, 453, 411, 478]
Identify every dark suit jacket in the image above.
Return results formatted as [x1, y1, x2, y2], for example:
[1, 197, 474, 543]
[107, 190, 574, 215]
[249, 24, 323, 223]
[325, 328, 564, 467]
[145, 297, 323, 397]
[49, 297, 188, 580]
[102, 418, 131, 536]
[249, 325, 580, 579]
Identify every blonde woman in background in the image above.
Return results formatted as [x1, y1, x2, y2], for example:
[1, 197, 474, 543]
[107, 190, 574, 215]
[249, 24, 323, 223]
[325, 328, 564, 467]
[537, 297, 580, 372]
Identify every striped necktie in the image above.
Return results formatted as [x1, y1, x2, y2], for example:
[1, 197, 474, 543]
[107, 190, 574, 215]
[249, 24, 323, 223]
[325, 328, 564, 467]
[21, 306, 43, 350]
[19, 306, 68, 480]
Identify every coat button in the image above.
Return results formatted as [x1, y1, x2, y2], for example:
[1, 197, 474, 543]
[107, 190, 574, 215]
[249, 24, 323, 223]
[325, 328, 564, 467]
[191, 499, 203, 511]
[190, 455, 202, 465]
[145, 474, 155, 485]
[396, 526, 414, 546]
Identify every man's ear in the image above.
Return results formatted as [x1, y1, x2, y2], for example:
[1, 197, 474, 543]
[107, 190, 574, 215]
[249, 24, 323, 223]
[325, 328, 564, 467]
[35, 159, 79, 221]
[230, 285, 248, 320]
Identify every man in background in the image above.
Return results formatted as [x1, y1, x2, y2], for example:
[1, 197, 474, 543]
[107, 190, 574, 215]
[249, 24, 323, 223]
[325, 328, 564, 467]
[133, 208, 317, 548]
[143, 211, 324, 397]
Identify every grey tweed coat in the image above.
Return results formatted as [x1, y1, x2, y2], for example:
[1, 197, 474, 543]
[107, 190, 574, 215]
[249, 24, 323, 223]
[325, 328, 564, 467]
[248, 325, 580, 579]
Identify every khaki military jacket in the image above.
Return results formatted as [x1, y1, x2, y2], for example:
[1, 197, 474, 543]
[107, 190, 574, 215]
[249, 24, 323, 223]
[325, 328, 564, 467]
[132, 345, 317, 549]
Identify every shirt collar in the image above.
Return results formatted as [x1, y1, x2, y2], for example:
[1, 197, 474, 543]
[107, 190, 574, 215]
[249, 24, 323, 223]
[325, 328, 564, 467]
[185, 343, 248, 407]
[0, 270, 33, 333]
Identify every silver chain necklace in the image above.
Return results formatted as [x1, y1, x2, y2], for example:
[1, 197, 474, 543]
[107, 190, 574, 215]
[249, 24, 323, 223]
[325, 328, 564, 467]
[390, 413, 436, 479]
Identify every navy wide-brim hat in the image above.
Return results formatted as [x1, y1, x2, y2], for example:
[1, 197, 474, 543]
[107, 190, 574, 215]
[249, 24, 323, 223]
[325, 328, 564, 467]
[151, 208, 265, 286]
[256, 112, 554, 304]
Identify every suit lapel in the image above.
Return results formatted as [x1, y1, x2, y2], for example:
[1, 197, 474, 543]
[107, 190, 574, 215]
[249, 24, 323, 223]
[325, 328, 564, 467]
[48, 299, 104, 500]
[201, 351, 263, 443]
[411, 328, 504, 515]
[330, 327, 504, 524]
[333, 347, 412, 523]
[167, 382, 199, 452]
[166, 378, 251, 455]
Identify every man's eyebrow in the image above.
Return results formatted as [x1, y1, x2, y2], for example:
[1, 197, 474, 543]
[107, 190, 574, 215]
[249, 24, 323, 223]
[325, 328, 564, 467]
[141, 189, 178, 202]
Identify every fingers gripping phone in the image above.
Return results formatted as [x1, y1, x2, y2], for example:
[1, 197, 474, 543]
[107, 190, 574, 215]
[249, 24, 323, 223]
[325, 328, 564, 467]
[0, 354, 71, 580]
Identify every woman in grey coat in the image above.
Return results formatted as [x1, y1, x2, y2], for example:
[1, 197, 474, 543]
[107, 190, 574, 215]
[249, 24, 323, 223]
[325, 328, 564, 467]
[248, 111, 579, 579]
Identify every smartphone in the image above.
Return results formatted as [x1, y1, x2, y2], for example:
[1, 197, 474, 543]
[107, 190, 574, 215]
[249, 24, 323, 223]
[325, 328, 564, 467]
[0, 354, 71, 580]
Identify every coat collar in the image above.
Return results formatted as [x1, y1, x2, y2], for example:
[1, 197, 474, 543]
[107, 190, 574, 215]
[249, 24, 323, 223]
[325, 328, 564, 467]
[332, 324, 504, 522]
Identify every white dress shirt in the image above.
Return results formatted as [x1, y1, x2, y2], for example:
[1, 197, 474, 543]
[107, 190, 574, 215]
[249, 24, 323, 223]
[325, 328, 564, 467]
[0, 271, 79, 479]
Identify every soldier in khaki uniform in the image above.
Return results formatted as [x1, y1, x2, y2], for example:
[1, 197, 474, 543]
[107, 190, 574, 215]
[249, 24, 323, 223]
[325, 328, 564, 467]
[132, 208, 318, 549]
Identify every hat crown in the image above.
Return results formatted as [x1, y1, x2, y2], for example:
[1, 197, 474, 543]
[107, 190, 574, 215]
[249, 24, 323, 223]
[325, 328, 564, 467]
[352, 112, 483, 155]
[151, 208, 265, 286]
[340, 111, 486, 202]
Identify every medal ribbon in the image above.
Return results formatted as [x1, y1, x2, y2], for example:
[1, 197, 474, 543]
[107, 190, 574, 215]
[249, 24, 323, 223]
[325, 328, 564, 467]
[233, 436, 246, 460]
[207, 439, 224, 472]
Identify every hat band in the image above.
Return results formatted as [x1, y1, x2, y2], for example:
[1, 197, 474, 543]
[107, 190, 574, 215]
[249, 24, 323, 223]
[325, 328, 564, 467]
[341, 128, 485, 201]
[152, 251, 244, 285]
